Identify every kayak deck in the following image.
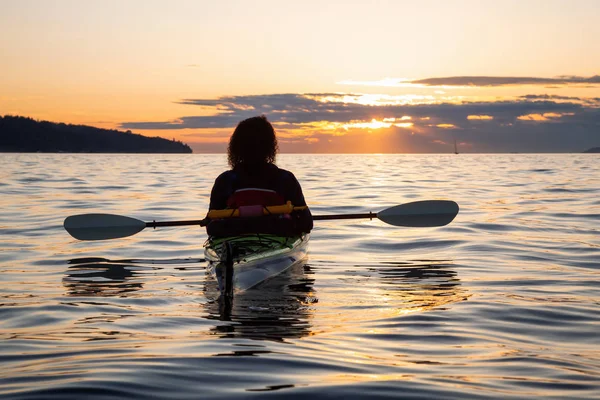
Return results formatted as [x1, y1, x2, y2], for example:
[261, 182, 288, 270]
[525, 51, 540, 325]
[204, 234, 309, 293]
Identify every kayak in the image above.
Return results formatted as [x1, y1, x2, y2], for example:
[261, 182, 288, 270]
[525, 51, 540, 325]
[204, 233, 309, 296]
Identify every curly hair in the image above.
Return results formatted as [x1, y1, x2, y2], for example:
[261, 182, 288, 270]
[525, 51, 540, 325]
[228, 115, 278, 169]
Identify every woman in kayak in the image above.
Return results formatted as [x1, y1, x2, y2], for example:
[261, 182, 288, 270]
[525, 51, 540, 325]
[206, 115, 313, 237]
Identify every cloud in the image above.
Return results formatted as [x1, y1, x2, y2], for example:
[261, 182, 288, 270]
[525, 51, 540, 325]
[122, 93, 584, 129]
[518, 94, 600, 107]
[121, 92, 600, 153]
[411, 75, 600, 87]
[519, 94, 582, 101]
[339, 75, 600, 88]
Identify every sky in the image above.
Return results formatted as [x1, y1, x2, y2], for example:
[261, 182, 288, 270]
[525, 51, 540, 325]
[1, 0, 599, 153]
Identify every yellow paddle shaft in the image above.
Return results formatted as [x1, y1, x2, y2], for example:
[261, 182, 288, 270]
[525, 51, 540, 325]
[207, 201, 307, 219]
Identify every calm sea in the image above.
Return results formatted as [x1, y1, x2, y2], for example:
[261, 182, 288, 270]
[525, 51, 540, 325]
[1, 153, 599, 399]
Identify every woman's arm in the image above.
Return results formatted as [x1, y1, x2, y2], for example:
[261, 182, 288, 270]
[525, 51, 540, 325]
[208, 171, 236, 211]
[281, 170, 313, 233]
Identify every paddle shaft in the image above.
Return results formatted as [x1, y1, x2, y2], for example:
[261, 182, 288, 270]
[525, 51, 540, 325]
[145, 213, 376, 228]
[145, 203, 306, 228]
[312, 212, 376, 221]
[146, 219, 209, 228]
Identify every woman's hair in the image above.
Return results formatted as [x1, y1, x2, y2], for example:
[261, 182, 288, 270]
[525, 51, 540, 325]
[228, 115, 278, 169]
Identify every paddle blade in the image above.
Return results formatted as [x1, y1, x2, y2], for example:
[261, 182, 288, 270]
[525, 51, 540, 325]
[64, 214, 146, 240]
[377, 200, 459, 227]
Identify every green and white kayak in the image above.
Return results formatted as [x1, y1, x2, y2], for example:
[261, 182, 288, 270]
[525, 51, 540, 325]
[204, 233, 309, 295]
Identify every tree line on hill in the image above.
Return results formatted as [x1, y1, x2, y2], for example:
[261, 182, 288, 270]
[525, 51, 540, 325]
[0, 115, 192, 153]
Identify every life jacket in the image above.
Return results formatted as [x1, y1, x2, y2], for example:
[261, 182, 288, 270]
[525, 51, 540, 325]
[208, 187, 293, 237]
[226, 188, 285, 208]
[207, 168, 310, 237]
[223, 188, 288, 219]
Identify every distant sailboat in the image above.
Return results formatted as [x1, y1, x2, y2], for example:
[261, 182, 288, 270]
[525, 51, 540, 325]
[454, 140, 459, 155]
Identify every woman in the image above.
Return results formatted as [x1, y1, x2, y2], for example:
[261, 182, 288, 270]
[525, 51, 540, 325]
[206, 116, 313, 237]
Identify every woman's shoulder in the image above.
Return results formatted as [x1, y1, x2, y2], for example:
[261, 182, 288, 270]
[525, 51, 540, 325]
[271, 164, 296, 179]
[214, 169, 237, 183]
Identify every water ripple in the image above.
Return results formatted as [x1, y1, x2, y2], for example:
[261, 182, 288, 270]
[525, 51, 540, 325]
[1, 153, 599, 399]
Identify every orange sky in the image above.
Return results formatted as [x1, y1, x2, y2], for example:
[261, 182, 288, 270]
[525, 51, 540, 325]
[1, 0, 599, 152]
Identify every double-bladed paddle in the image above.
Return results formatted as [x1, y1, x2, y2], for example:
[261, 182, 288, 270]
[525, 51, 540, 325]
[64, 200, 459, 241]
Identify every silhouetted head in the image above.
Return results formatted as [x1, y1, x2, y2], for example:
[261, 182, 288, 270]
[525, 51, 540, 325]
[228, 115, 278, 169]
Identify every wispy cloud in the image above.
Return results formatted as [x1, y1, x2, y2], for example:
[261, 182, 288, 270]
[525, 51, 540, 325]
[339, 75, 600, 88]
[519, 94, 600, 107]
[413, 75, 600, 87]
[336, 78, 416, 88]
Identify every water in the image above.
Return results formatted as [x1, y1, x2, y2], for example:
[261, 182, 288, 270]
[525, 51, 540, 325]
[1, 153, 599, 399]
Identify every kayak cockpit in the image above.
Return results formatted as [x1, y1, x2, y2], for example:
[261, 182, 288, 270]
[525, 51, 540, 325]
[204, 234, 309, 296]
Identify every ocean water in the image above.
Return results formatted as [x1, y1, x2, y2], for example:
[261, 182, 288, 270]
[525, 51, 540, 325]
[1, 153, 599, 399]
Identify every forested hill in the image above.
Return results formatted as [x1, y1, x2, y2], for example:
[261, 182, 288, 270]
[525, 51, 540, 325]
[0, 115, 192, 153]
[584, 147, 600, 153]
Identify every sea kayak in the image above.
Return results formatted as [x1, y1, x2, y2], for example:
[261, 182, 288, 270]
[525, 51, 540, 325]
[204, 233, 309, 296]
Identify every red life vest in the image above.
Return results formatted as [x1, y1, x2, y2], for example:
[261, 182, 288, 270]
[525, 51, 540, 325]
[224, 188, 287, 218]
[208, 188, 310, 237]
[226, 188, 285, 208]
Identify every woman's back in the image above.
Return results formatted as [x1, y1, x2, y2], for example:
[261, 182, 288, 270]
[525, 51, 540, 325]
[206, 116, 313, 237]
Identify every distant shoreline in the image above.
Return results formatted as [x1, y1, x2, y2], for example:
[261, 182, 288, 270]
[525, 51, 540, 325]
[0, 151, 197, 154]
[1, 115, 597, 154]
[0, 115, 193, 154]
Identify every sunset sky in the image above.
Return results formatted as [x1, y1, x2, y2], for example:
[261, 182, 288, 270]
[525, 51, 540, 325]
[1, 0, 599, 153]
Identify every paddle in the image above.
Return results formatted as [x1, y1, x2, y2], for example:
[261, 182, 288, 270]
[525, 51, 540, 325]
[64, 200, 459, 241]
